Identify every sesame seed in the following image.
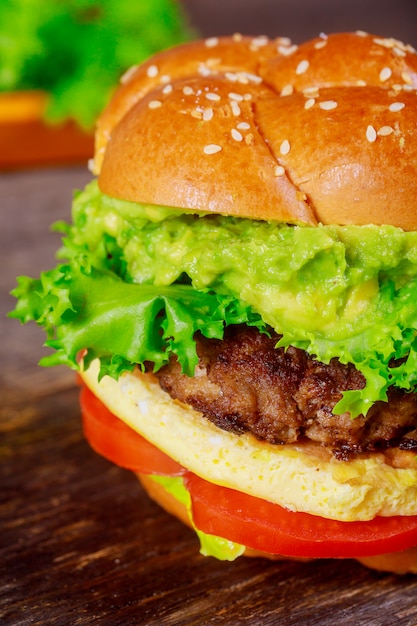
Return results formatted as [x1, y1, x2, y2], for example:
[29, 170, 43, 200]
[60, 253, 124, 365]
[205, 37, 219, 48]
[237, 121, 250, 130]
[356, 80, 367, 86]
[160, 74, 171, 84]
[296, 59, 310, 75]
[147, 64, 159, 78]
[314, 39, 327, 49]
[235, 72, 249, 85]
[378, 125, 394, 136]
[277, 36, 292, 46]
[148, 100, 162, 109]
[230, 101, 241, 116]
[389, 102, 405, 112]
[120, 64, 138, 84]
[198, 63, 212, 77]
[233, 33, 243, 42]
[251, 36, 269, 47]
[281, 84, 294, 96]
[243, 93, 253, 101]
[206, 92, 221, 101]
[183, 86, 194, 95]
[280, 139, 291, 155]
[198, 63, 212, 78]
[379, 67, 392, 82]
[303, 86, 320, 97]
[304, 98, 315, 110]
[245, 72, 263, 84]
[274, 165, 285, 176]
[162, 84, 173, 95]
[225, 72, 238, 82]
[203, 107, 214, 121]
[366, 125, 377, 142]
[278, 44, 298, 56]
[393, 46, 406, 57]
[319, 100, 338, 110]
[373, 37, 392, 48]
[191, 109, 203, 119]
[402, 72, 413, 85]
[204, 144, 222, 154]
[229, 92, 243, 101]
[231, 129, 243, 141]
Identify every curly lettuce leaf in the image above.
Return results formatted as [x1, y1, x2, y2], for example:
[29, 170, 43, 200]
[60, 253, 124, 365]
[149, 475, 245, 561]
[10, 263, 265, 380]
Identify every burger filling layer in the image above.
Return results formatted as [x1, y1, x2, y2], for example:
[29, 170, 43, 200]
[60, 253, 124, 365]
[11, 179, 417, 456]
[157, 325, 417, 457]
[80, 360, 417, 522]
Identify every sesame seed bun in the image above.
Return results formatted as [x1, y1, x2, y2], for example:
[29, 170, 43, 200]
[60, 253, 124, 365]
[96, 31, 417, 229]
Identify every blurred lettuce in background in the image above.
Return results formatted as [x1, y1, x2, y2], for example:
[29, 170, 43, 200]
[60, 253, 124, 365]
[0, 0, 194, 128]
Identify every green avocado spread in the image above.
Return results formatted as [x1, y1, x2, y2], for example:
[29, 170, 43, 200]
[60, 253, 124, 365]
[10, 180, 417, 418]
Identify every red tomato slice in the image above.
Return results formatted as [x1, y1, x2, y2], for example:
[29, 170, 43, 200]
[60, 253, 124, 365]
[80, 384, 185, 476]
[185, 473, 417, 558]
[80, 383, 417, 558]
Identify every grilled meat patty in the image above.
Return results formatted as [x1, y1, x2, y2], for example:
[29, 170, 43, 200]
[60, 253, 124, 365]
[156, 325, 417, 456]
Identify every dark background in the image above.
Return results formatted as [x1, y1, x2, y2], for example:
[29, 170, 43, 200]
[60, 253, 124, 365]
[182, 0, 417, 45]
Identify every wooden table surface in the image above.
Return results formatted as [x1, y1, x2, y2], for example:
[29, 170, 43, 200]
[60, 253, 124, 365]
[3, 4, 417, 624]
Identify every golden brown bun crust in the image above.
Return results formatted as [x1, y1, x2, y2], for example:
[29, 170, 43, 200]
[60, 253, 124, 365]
[96, 31, 417, 229]
[98, 74, 315, 224]
[94, 35, 289, 172]
[261, 32, 417, 93]
[255, 86, 417, 229]
[137, 473, 417, 574]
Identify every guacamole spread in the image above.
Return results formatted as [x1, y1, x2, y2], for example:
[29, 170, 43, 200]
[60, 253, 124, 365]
[11, 180, 417, 418]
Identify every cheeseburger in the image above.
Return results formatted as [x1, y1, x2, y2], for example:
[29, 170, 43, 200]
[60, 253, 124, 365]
[11, 32, 417, 573]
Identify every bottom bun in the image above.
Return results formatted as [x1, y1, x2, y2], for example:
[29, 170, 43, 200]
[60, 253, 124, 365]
[137, 473, 417, 574]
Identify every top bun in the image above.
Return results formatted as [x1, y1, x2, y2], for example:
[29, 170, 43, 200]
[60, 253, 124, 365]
[96, 32, 417, 230]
